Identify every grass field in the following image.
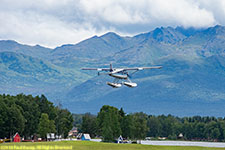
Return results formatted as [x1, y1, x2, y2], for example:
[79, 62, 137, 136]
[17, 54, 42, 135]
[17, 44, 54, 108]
[0, 141, 225, 150]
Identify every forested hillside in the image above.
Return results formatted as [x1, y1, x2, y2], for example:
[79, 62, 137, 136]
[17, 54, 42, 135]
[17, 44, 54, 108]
[0, 94, 73, 139]
[79, 105, 225, 142]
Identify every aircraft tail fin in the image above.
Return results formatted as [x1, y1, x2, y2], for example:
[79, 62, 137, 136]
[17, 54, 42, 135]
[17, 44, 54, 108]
[110, 63, 113, 71]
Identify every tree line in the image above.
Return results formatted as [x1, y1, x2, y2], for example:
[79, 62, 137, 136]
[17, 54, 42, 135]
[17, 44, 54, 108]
[0, 94, 73, 140]
[79, 105, 225, 142]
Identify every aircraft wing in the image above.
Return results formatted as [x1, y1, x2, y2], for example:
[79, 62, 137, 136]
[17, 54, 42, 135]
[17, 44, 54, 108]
[82, 68, 111, 71]
[123, 66, 162, 71]
[82, 66, 162, 72]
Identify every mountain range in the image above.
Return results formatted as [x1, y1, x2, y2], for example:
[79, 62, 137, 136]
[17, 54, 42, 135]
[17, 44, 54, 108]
[1, 25, 225, 116]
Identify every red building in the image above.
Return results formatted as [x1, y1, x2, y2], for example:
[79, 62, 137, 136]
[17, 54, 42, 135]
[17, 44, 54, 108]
[13, 133, 21, 142]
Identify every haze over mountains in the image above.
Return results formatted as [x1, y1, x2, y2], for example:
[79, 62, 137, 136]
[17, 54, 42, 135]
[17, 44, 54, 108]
[1, 25, 225, 116]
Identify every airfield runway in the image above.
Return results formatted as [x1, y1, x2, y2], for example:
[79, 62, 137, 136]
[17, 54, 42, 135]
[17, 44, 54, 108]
[141, 140, 225, 148]
[91, 139, 225, 147]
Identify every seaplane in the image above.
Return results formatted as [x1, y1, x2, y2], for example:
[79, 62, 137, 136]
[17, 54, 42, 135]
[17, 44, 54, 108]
[82, 64, 162, 88]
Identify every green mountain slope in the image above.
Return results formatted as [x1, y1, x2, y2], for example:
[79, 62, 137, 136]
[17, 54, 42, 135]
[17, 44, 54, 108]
[0, 51, 89, 99]
[1, 25, 225, 116]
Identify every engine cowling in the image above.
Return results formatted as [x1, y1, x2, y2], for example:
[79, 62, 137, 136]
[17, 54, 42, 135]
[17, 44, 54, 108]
[107, 82, 122, 88]
[123, 82, 137, 88]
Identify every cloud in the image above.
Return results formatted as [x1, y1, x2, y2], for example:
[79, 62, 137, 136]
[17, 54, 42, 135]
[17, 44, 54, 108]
[0, 10, 99, 48]
[78, 0, 148, 24]
[0, 0, 103, 48]
[0, 0, 223, 48]
[145, 0, 215, 28]
[197, 0, 225, 25]
[78, 0, 216, 28]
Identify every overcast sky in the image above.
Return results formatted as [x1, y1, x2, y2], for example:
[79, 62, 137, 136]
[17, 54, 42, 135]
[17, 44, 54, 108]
[0, 0, 225, 48]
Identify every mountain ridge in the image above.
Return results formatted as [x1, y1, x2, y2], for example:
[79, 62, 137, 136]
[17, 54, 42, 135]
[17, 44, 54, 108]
[1, 25, 225, 116]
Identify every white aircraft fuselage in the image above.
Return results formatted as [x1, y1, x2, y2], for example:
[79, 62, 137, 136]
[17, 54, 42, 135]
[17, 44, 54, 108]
[109, 73, 128, 79]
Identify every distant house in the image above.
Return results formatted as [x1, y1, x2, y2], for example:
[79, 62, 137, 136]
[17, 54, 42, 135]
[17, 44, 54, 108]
[117, 135, 123, 143]
[13, 133, 21, 142]
[178, 133, 183, 139]
[47, 133, 55, 141]
[158, 137, 166, 140]
[68, 127, 78, 137]
[81, 134, 91, 141]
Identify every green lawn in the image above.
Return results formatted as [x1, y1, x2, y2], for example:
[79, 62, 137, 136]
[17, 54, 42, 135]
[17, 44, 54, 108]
[0, 141, 225, 150]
